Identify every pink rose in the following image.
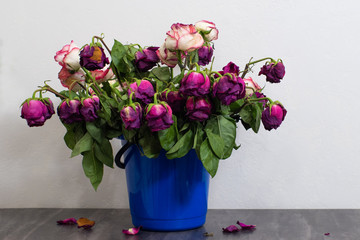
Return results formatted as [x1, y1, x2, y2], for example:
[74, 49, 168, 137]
[165, 23, 204, 52]
[244, 77, 261, 96]
[195, 20, 219, 41]
[54, 41, 81, 71]
[58, 67, 85, 91]
[156, 43, 179, 68]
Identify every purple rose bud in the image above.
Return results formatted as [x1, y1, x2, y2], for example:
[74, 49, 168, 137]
[197, 46, 213, 66]
[80, 45, 109, 71]
[261, 104, 287, 131]
[179, 72, 210, 97]
[120, 104, 142, 130]
[258, 62, 285, 83]
[135, 47, 160, 72]
[21, 100, 48, 127]
[57, 99, 83, 124]
[80, 96, 100, 122]
[213, 73, 246, 105]
[160, 90, 185, 113]
[128, 80, 155, 104]
[186, 96, 212, 121]
[222, 62, 240, 76]
[145, 104, 173, 132]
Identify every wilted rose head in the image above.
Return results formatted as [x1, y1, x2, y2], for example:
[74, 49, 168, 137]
[165, 23, 204, 52]
[179, 72, 210, 97]
[54, 40, 81, 71]
[244, 77, 261, 96]
[222, 62, 240, 76]
[185, 96, 212, 121]
[261, 104, 287, 130]
[213, 74, 246, 105]
[128, 80, 155, 104]
[258, 61, 285, 83]
[57, 99, 83, 124]
[197, 46, 213, 66]
[21, 100, 49, 127]
[80, 96, 100, 122]
[135, 47, 160, 72]
[58, 67, 86, 91]
[145, 103, 173, 132]
[195, 20, 219, 41]
[80, 45, 109, 71]
[156, 43, 179, 68]
[120, 104, 142, 130]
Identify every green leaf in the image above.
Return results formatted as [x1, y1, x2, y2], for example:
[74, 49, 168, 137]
[151, 67, 171, 82]
[138, 128, 162, 158]
[158, 122, 177, 151]
[229, 99, 246, 113]
[94, 140, 113, 168]
[86, 122, 103, 143]
[200, 139, 220, 178]
[205, 130, 225, 158]
[166, 129, 194, 159]
[111, 40, 127, 73]
[63, 123, 85, 150]
[82, 148, 104, 191]
[71, 132, 93, 158]
[105, 129, 122, 139]
[239, 103, 262, 133]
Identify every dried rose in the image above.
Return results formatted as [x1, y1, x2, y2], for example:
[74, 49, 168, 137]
[222, 62, 240, 76]
[80, 96, 100, 122]
[261, 103, 287, 131]
[77, 217, 95, 229]
[54, 40, 81, 71]
[213, 73, 246, 105]
[258, 61, 285, 83]
[160, 90, 185, 113]
[244, 77, 261, 96]
[57, 99, 82, 124]
[128, 80, 155, 104]
[156, 43, 179, 68]
[198, 46, 213, 66]
[21, 99, 51, 127]
[135, 47, 160, 71]
[145, 103, 173, 132]
[179, 72, 210, 97]
[120, 104, 142, 130]
[165, 23, 204, 52]
[80, 45, 109, 71]
[185, 96, 212, 122]
[58, 67, 86, 91]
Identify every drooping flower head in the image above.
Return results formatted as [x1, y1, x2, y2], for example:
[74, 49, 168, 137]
[135, 47, 160, 72]
[54, 40, 81, 71]
[179, 71, 210, 97]
[261, 103, 287, 130]
[197, 46, 213, 66]
[195, 20, 219, 41]
[128, 80, 155, 104]
[80, 96, 100, 122]
[120, 104, 142, 130]
[58, 67, 86, 91]
[185, 96, 212, 122]
[165, 23, 204, 52]
[222, 61, 240, 76]
[160, 90, 186, 114]
[57, 99, 83, 124]
[213, 73, 246, 105]
[258, 61, 285, 83]
[80, 45, 110, 71]
[21, 99, 54, 127]
[145, 103, 173, 132]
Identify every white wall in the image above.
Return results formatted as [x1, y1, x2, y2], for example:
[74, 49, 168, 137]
[1, 0, 360, 209]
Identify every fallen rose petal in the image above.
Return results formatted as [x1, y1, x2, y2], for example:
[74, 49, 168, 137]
[324, 233, 330, 236]
[237, 221, 256, 230]
[57, 218, 77, 225]
[122, 226, 141, 235]
[222, 225, 240, 233]
[77, 217, 95, 229]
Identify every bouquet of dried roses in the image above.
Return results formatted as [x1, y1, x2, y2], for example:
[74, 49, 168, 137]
[20, 20, 286, 190]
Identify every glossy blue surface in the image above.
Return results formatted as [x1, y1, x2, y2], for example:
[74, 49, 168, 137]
[123, 145, 210, 231]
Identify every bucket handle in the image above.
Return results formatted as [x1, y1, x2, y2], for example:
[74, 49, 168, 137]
[115, 141, 132, 169]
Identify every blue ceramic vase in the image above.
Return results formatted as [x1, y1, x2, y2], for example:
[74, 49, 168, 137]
[117, 142, 210, 231]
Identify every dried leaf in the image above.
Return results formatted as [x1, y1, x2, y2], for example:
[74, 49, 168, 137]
[77, 217, 95, 229]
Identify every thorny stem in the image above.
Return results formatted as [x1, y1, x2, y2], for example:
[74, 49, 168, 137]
[241, 57, 274, 79]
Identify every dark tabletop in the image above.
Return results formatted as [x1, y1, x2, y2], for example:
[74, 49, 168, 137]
[0, 208, 359, 240]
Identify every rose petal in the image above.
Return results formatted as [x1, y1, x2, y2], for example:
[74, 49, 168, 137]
[237, 221, 256, 230]
[122, 226, 141, 235]
[324, 233, 330, 236]
[57, 218, 77, 225]
[77, 217, 95, 229]
[222, 225, 240, 233]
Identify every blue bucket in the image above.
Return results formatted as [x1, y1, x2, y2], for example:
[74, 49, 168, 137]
[117, 142, 210, 231]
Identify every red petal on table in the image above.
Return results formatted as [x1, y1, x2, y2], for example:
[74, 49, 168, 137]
[237, 221, 256, 230]
[324, 233, 330, 236]
[122, 226, 141, 235]
[222, 225, 240, 232]
[57, 218, 77, 225]
[77, 217, 95, 229]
